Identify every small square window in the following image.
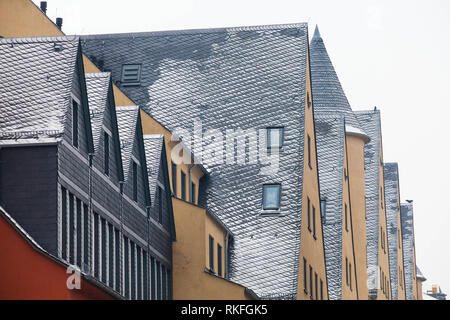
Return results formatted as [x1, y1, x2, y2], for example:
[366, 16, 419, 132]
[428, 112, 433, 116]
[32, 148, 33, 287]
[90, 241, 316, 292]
[263, 184, 281, 210]
[121, 64, 142, 86]
[266, 127, 284, 150]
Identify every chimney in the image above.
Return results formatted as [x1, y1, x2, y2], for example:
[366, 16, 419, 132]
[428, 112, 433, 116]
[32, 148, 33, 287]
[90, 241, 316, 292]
[56, 17, 63, 30]
[40, 1, 47, 14]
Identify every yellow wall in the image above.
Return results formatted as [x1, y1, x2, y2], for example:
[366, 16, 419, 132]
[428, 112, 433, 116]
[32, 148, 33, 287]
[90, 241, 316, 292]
[417, 279, 423, 300]
[341, 136, 358, 299]
[346, 134, 369, 299]
[296, 42, 328, 300]
[171, 198, 253, 300]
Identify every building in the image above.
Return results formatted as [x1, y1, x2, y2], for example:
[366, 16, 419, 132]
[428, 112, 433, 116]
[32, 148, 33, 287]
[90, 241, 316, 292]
[425, 285, 447, 300]
[383, 163, 407, 300]
[401, 201, 419, 300]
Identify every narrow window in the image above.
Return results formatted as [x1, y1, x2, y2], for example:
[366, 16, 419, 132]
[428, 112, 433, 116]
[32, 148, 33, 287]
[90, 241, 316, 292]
[181, 171, 186, 200]
[307, 197, 311, 231]
[132, 161, 138, 202]
[61, 186, 67, 261]
[162, 265, 167, 300]
[263, 184, 281, 210]
[217, 244, 222, 277]
[76, 199, 82, 267]
[69, 193, 75, 265]
[83, 203, 89, 269]
[312, 205, 316, 239]
[167, 269, 172, 300]
[121, 64, 142, 86]
[108, 223, 114, 288]
[191, 183, 196, 204]
[209, 235, 214, 271]
[345, 203, 348, 232]
[101, 217, 106, 283]
[346, 257, 349, 286]
[151, 257, 156, 300]
[72, 99, 79, 148]
[104, 132, 110, 176]
[143, 251, 148, 300]
[137, 246, 142, 300]
[349, 263, 352, 291]
[309, 265, 313, 299]
[320, 279, 323, 300]
[131, 242, 136, 300]
[266, 127, 284, 151]
[114, 228, 120, 292]
[124, 237, 129, 299]
[307, 134, 312, 169]
[94, 213, 99, 278]
[171, 162, 177, 196]
[320, 199, 326, 220]
[380, 187, 383, 209]
[158, 186, 163, 223]
[156, 261, 161, 300]
[303, 258, 307, 294]
[307, 92, 312, 108]
[315, 272, 318, 300]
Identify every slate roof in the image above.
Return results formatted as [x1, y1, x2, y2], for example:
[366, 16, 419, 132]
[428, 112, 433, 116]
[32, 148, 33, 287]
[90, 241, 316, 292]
[310, 26, 365, 135]
[143, 134, 164, 204]
[401, 201, 415, 300]
[115, 106, 140, 180]
[85, 72, 111, 148]
[81, 23, 309, 299]
[383, 162, 402, 300]
[315, 112, 345, 300]
[416, 266, 426, 281]
[0, 36, 80, 144]
[354, 109, 382, 297]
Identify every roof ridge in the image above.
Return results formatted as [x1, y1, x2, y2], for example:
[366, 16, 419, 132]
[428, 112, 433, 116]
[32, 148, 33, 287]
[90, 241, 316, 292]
[79, 22, 307, 40]
[0, 35, 79, 45]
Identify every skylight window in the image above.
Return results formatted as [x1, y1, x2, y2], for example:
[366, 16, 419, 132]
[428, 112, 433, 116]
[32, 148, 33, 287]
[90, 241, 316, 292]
[266, 127, 284, 150]
[263, 184, 281, 210]
[121, 64, 142, 86]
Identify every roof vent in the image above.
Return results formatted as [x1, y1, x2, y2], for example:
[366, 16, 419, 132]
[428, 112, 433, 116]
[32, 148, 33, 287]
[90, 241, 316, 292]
[121, 64, 142, 86]
[56, 17, 63, 30]
[40, 1, 47, 14]
[54, 43, 63, 52]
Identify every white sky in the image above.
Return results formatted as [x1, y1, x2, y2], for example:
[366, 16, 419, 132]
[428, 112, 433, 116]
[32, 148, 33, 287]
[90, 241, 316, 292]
[33, 0, 450, 295]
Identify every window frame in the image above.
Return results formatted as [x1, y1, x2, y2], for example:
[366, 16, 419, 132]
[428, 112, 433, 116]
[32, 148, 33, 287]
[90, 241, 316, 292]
[262, 183, 281, 211]
[171, 162, 177, 196]
[181, 171, 186, 201]
[266, 127, 284, 152]
[209, 235, 214, 272]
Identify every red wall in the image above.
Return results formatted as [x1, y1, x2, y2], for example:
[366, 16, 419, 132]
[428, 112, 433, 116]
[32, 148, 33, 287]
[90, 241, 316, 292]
[0, 213, 116, 300]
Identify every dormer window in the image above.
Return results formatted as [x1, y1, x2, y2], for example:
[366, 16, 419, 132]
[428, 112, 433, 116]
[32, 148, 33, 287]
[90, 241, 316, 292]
[266, 127, 284, 152]
[263, 184, 281, 210]
[121, 64, 142, 86]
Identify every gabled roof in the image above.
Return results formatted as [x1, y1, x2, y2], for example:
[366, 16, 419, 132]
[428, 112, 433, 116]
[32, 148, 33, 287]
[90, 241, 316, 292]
[310, 26, 366, 136]
[143, 134, 164, 204]
[383, 162, 402, 300]
[0, 36, 86, 145]
[354, 109, 381, 296]
[116, 106, 140, 180]
[315, 112, 346, 300]
[81, 23, 309, 298]
[401, 201, 415, 300]
[416, 266, 426, 281]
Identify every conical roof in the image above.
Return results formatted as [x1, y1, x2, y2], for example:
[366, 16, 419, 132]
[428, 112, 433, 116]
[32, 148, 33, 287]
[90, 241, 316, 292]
[310, 26, 365, 134]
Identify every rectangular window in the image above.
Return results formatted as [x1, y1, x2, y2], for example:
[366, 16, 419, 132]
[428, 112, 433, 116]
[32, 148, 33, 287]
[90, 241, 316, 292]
[307, 134, 311, 169]
[266, 127, 284, 150]
[158, 186, 163, 223]
[132, 161, 138, 202]
[181, 171, 186, 200]
[167, 269, 172, 300]
[217, 244, 222, 277]
[61, 186, 67, 260]
[114, 229, 120, 292]
[303, 258, 307, 294]
[191, 183, 196, 204]
[130, 242, 136, 300]
[108, 223, 114, 288]
[83, 203, 89, 269]
[263, 184, 281, 210]
[307, 197, 311, 231]
[171, 162, 177, 196]
[124, 237, 129, 299]
[349, 263, 352, 291]
[137, 247, 142, 300]
[345, 203, 348, 232]
[156, 261, 161, 300]
[162, 265, 167, 300]
[209, 235, 214, 271]
[320, 279, 323, 300]
[312, 205, 316, 239]
[94, 213, 99, 278]
[151, 257, 156, 300]
[315, 272, 318, 300]
[104, 132, 110, 176]
[345, 257, 349, 286]
[121, 64, 142, 86]
[309, 265, 313, 299]
[143, 251, 148, 300]
[320, 199, 326, 220]
[69, 193, 75, 265]
[76, 199, 82, 267]
[72, 100, 79, 148]
[101, 217, 106, 283]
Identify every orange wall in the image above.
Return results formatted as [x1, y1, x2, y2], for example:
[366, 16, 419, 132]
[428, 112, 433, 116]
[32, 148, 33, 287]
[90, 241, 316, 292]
[0, 213, 115, 300]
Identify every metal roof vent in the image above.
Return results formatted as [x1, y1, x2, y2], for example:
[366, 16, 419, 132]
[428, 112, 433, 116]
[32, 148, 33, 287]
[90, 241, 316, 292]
[56, 17, 63, 30]
[40, 1, 47, 14]
[121, 64, 142, 86]
[54, 43, 63, 52]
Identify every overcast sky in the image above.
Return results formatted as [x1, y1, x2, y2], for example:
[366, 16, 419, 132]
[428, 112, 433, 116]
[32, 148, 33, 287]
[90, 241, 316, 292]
[33, 0, 450, 295]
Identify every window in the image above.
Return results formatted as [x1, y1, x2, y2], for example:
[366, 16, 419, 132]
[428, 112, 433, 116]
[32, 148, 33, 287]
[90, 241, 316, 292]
[61, 186, 67, 260]
[158, 186, 163, 223]
[150, 257, 155, 299]
[137, 247, 142, 300]
[320, 199, 326, 220]
[124, 236, 129, 299]
[303, 258, 307, 294]
[209, 235, 214, 271]
[307, 197, 311, 231]
[307, 135, 312, 169]
[121, 64, 142, 86]
[94, 213, 99, 278]
[69, 193, 75, 265]
[217, 244, 222, 277]
[104, 132, 110, 176]
[266, 127, 284, 151]
[345, 257, 349, 286]
[156, 261, 161, 300]
[76, 199, 82, 267]
[345, 203, 348, 232]
[83, 203, 89, 270]
[312, 205, 316, 239]
[315, 272, 318, 300]
[349, 263, 352, 291]
[380, 227, 384, 250]
[108, 223, 114, 288]
[101, 217, 106, 283]
[114, 229, 120, 292]
[131, 242, 136, 300]
[171, 162, 177, 195]
[307, 92, 312, 108]
[309, 265, 313, 299]
[72, 99, 79, 148]
[132, 161, 138, 202]
[167, 269, 172, 300]
[162, 265, 167, 300]
[181, 171, 186, 200]
[191, 183, 196, 204]
[320, 279, 323, 300]
[143, 251, 148, 300]
[263, 184, 281, 210]
[380, 187, 383, 209]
